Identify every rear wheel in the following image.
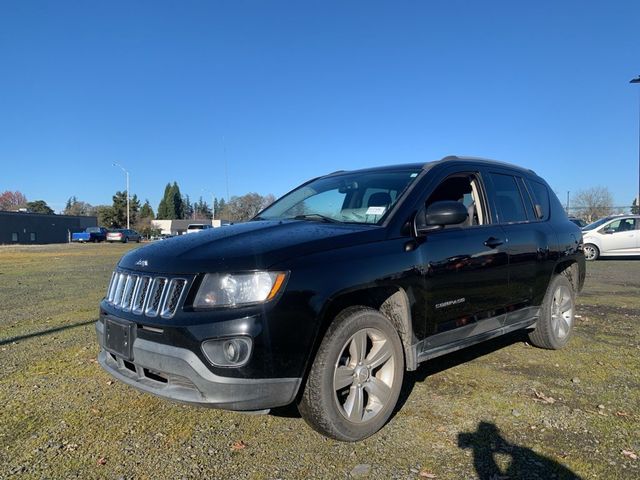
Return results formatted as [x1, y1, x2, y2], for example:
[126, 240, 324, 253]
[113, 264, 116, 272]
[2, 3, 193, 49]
[528, 275, 575, 349]
[298, 307, 404, 441]
[583, 243, 599, 261]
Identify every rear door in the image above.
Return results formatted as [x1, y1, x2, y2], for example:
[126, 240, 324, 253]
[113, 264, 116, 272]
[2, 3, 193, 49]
[484, 171, 556, 325]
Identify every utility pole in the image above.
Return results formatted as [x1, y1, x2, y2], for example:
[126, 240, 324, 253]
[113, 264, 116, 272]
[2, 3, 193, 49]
[223, 136, 230, 202]
[113, 163, 130, 229]
[630, 75, 640, 211]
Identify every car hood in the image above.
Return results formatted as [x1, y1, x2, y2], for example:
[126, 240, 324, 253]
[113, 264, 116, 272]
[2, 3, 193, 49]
[118, 220, 384, 274]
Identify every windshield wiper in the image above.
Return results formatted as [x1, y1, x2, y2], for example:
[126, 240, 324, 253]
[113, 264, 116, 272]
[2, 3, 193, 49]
[292, 214, 341, 224]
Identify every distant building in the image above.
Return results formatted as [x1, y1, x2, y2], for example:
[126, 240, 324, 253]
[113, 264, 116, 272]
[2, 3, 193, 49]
[151, 219, 226, 236]
[0, 211, 97, 244]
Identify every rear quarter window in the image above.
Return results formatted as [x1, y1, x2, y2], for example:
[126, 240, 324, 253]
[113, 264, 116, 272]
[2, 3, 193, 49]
[526, 180, 550, 221]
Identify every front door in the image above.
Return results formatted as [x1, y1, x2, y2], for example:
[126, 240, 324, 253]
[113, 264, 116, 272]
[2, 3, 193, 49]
[599, 218, 639, 254]
[415, 169, 509, 350]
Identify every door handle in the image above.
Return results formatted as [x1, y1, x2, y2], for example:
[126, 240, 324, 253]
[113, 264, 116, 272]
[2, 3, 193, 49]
[484, 237, 503, 248]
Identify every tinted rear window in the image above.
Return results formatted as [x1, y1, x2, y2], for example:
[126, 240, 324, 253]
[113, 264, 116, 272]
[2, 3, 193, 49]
[527, 180, 550, 220]
[490, 173, 528, 223]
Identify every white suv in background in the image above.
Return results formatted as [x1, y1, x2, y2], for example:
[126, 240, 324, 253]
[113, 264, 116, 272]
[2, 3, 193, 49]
[582, 215, 640, 260]
[186, 224, 213, 234]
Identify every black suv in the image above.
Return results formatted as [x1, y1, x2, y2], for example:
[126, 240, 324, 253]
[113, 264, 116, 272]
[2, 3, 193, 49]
[97, 156, 585, 441]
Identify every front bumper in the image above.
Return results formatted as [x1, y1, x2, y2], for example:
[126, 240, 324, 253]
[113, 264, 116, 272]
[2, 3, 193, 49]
[96, 321, 301, 411]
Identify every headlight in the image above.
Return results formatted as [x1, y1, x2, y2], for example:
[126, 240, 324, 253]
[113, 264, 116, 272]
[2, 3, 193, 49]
[193, 272, 287, 308]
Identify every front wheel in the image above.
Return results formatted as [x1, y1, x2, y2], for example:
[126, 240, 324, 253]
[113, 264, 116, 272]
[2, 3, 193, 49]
[583, 243, 599, 261]
[528, 274, 576, 350]
[298, 307, 404, 442]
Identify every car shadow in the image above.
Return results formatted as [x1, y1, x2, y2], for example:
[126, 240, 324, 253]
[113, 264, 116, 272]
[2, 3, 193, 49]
[458, 421, 582, 479]
[0, 319, 96, 346]
[393, 330, 528, 415]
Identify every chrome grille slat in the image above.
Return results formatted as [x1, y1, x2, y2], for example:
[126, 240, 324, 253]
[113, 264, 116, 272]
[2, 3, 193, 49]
[145, 277, 168, 317]
[161, 279, 187, 319]
[121, 275, 139, 311]
[107, 272, 117, 302]
[105, 271, 187, 318]
[132, 276, 151, 314]
[112, 273, 127, 306]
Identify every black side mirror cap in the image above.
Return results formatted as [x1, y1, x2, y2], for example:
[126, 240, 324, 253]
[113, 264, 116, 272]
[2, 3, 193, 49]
[415, 200, 469, 236]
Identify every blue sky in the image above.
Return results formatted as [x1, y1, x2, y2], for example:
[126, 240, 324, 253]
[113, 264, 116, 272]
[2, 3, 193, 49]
[1, 0, 639, 213]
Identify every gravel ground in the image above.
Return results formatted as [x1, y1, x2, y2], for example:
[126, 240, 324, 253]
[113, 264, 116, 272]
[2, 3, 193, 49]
[0, 244, 638, 479]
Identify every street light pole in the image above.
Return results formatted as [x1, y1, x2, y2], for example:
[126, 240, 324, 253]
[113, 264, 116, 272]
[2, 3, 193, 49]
[113, 163, 130, 229]
[631, 75, 640, 212]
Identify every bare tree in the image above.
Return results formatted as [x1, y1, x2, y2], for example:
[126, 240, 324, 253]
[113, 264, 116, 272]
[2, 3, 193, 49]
[221, 193, 276, 222]
[0, 190, 27, 211]
[573, 186, 614, 223]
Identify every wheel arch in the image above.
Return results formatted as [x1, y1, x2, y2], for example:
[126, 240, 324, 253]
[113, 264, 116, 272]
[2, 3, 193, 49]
[553, 260, 583, 293]
[314, 286, 417, 375]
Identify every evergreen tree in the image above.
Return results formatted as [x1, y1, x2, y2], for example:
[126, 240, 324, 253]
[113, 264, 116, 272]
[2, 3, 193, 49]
[26, 200, 54, 215]
[217, 197, 227, 218]
[171, 182, 185, 219]
[183, 194, 194, 219]
[140, 199, 155, 219]
[157, 183, 171, 219]
[194, 196, 212, 219]
[112, 191, 128, 227]
[65, 196, 75, 212]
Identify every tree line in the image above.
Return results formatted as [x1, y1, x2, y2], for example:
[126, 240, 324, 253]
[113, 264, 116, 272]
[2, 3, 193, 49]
[0, 182, 277, 236]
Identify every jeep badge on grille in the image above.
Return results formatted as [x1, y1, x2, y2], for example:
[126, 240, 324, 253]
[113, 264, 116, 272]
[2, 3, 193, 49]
[135, 259, 149, 267]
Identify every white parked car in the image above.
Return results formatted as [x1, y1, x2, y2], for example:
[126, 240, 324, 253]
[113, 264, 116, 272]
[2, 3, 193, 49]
[582, 215, 640, 260]
[186, 223, 213, 234]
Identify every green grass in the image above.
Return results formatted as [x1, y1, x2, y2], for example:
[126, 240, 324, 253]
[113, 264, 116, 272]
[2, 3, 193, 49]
[0, 245, 638, 479]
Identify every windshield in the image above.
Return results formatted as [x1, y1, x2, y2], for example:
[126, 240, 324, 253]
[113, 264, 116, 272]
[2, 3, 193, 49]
[582, 217, 612, 231]
[258, 169, 421, 224]
[86, 227, 101, 233]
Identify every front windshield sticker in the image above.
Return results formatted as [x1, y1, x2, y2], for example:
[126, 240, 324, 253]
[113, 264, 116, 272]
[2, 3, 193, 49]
[366, 206, 386, 216]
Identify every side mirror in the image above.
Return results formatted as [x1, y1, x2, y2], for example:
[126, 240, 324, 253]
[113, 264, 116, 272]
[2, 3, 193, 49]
[603, 228, 614, 235]
[415, 200, 469, 236]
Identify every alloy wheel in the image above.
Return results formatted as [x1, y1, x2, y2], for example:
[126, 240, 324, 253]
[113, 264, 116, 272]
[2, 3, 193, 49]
[551, 284, 573, 339]
[333, 328, 396, 423]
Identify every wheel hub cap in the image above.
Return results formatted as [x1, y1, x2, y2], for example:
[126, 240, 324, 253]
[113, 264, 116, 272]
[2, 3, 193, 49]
[354, 365, 370, 384]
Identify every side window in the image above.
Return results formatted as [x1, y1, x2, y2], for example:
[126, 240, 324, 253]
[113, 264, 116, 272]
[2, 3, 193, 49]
[489, 173, 528, 223]
[425, 173, 486, 226]
[601, 218, 637, 234]
[526, 179, 550, 221]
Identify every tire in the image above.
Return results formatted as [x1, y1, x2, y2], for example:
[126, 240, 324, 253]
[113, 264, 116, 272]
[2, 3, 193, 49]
[298, 306, 404, 441]
[124, 237, 129, 244]
[528, 275, 576, 350]
[583, 243, 599, 261]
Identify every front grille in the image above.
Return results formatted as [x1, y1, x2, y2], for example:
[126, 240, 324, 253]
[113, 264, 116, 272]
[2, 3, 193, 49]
[105, 271, 188, 319]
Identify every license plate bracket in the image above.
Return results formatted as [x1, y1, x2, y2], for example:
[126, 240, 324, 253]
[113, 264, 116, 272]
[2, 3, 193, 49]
[104, 318, 135, 361]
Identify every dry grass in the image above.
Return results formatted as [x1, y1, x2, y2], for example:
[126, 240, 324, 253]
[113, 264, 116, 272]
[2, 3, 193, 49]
[0, 244, 638, 479]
